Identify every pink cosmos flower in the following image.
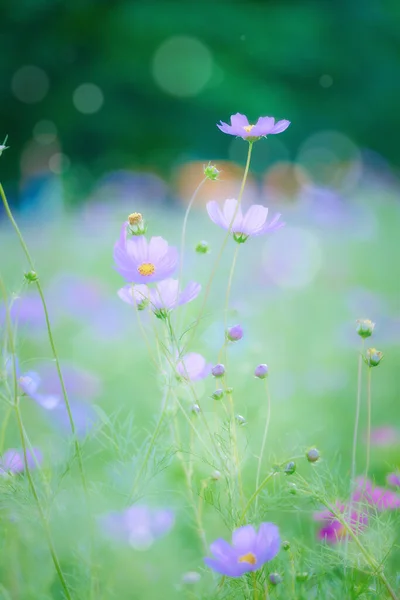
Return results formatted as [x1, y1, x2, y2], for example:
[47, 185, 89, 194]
[113, 225, 178, 284]
[369, 426, 400, 447]
[353, 477, 400, 510]
[207, 198, 284, 243]
[176, 353, 212, 381]
[217, 113, 290, 140]
[314, 502, 367, 543]
[204, 523, 280, 577]
[118, 279, 201, 317]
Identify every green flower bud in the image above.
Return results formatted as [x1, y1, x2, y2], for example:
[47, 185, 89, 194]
[195, 240, 210, 254]
[296, 572, 309, 583]
[128, 212, 147, 236]
[203, 163, 220, 181]
[356, 319, 375, 338]
[365, 347, 383, 367]
[284, 461, 296, 475]
[211, 389, 224, 400]
[282, 540, 290, 551]
[235, 414, 246, 426]
[269, 573, 283, 586]
[24, 271, 38, 283]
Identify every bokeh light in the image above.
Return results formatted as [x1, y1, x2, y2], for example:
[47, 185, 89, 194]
[73, 83, 104, 114]
[33, 120, 58, 145]
[11, 65, 49, 103]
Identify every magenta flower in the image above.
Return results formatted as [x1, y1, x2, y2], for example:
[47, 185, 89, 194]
[369, 426, 400, 447]
[114, 225, 178, 284]
[118, 279, 201, 318]
[314, 503, 367, 543]
[353, 478, 400, 510]
[100, 505, 174, 550]
[0, 448, 42, 475]
[217, 113, 290, 140]
[207, 199, 283, 243]
[204, 523, 280, 577]
[176, 353, 212, 381]
[387, 473, 400, 488]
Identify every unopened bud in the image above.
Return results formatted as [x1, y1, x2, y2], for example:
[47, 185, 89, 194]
[127, 213, 146, 236]
[227, 324, 243, 342]
[191, 404, 200, 415]
[365, 347, 383, 367]
[306, 448, 320, 463]
[226, 386, 233, 394]
[269, 573, 283, 586]
[254, 364, 268, 379]
[24, 271, 38, 283]
[211, 470, 221, 481]
[288, 482, 297, 495]
[284, 461, 296, 475]
[203, 163, 220, 181]
[235, 414, 246, 426]
[282, 540, 290, 551]
[195, 240, 210, 254]
[211, 389, 224, 400]
[211, 364, 225, 378]
[356, 319, 375, 338]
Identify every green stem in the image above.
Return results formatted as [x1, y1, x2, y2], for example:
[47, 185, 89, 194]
[0, 277, 72, 600]
[0, 404, 13, 453]
[365, 366, 372, 481]
[255, 379, 271, 512]
[350, 341, 365, 487]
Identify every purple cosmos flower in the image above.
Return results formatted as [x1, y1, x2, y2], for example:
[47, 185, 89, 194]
[176, 353, 212, 381]
[352, 478, 400, 510]
[204, 523, 280, 577]
[118, 279, 201, 317]
[387, 473, 400, 488]
[207, 199, 284, 243]
[100, 505, 174, 550]
[227, 324, 243, 342]
[113, 225, 178, 284]
[314, 502, 367, 543]
[0, 448, 42, 475]
[217, 113, 290, 140]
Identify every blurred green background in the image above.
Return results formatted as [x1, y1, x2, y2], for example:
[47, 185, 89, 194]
[1, 0, 400, 205]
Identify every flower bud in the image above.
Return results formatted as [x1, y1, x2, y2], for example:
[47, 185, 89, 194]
[365, 347, 383, 367]
[282, 540, 290, 551]
[226, 386, 233, 394]
[227, 324, 243, 342]
[191, 404, 200, 415]
[195, 240, 210, 254]
[269, 573, 283, 586]
[211, 364, 225, 378]
[24, 271, 38, 283]
[254, 364, 268, 379]
[306, 448, 320, 463]
[356, 319, 375, 338]
[211, 389, 224, 400]
[284, 461, 296, 475]
[235, 414, 246, 426]
[288, 482, 297, 495]
[127, 213, 146, 236]
[211, 470, 221, 481]
[296, 572, 309, 583]
[203, 163, 220, 181]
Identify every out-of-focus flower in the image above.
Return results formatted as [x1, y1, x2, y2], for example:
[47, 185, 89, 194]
[365, 348, 383, 367]
[314, 502, 367, 543]
[217, 113, 290, 141]
[356, 319, 375, 338]
[254, 364, 269, 379]
[352, 478, 400, 510]
[100, 505, 174, 550]
[369, 426, 400, 447]
[211, 389, 224, 400]
[0, 448, 42, 475]
[204, 523, 280, 577]
[227, 324, 243, 342]
[176, 353, 212, 381]
[114, 227, 178, 284]
[269, 572, 283, 585]
[118, 279, 201, 318]
[207, 199, 283, 243]
[211, 364, 225, 378]
[1, 295, 45, 331]
[387, 473, 400, 488]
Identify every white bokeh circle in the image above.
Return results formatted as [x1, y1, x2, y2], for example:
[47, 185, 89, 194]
[73, 83, 104, 114]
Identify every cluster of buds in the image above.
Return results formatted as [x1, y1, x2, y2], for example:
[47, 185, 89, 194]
[127, 212, 146, 236]
[356, 319, 383, 368]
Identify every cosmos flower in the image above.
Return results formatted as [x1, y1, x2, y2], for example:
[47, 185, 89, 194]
[0, 448, 42, 475]
[217, 113, 290, 140]
[207, 199, 284, 243]
[387, 473, 400, 488]
[204, 523, 280, 577]
[114, 225, 178, 284]
[352, 478, 400, 510]
[369, 426, 400, 447]
[314, 502, 367, 543]
[176, 353, 212, 381]
[100, 505, 174, 550]
[118, 279, 201, 318]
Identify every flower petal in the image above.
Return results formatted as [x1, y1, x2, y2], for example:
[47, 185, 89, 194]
[253, 116, 275, 136]
[207, 201, 228, 229]
[270, 119, 291, 134]
[232, 525, 257, 552]
[255, 522, 280, 563]
[223, 199, 243, 231]
[241, 205, 269, 235]
[148, 237, 169, 263]
[118, 284, 149, 306]
[178, 282, 201, 306]
[126, 236, 149, 264]
[230, 113, 250, 128]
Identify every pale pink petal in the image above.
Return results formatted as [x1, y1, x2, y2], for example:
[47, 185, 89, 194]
[178, 282, 201, 306]
[270, 119, 291, 134]
[253, 116, 275, 136]
[126, 236, 149, 264]
[241, 205, 269, 235]
[230, 113, 250, 128]
[207, 201, 228, 229]
[148, 237, 170, 263]
[223, 199, 243, 231]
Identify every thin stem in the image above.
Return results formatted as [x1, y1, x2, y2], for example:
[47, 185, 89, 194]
[252, 571, 259, 600]
[255, 379, 272, 512]
[184, 142, 254, 350]
[365, 366, 372, 482]
[350, 341, 365, 487]
[0, 277, 72, 600]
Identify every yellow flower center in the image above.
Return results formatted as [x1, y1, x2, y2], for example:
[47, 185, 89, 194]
[128, 212, 143, 225]
[137, 262, 155, 276]
[238, 552, 257, 565]
[243, 124, 255, 133]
